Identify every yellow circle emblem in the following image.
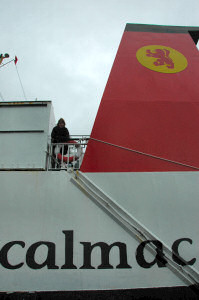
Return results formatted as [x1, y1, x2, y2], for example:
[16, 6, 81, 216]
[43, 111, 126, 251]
[136, 45, 188, 73]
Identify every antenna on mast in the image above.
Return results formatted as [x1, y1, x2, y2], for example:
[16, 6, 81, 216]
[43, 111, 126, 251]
[0, 54, 10, 101]
[0, 53, 9, 65]
[0, 54, 15, 69]
[0, 54, 27, 101]
[14, 57, 27, 101]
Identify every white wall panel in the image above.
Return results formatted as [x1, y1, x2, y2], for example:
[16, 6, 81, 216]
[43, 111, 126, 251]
[0, 102, 54, 169]
[0, 171, 185, 292]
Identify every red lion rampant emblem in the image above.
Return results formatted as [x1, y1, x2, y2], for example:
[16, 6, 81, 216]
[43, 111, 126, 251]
[146, 49, 174, 69]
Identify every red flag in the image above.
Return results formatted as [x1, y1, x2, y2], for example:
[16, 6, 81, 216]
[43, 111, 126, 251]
[14, 56, 18, 65]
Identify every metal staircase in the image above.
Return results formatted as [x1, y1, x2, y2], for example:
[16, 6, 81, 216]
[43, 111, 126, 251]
[71, 170, 199, 289]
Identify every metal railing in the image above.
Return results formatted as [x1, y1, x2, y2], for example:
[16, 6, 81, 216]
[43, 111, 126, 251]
[46, 136, 89, 171]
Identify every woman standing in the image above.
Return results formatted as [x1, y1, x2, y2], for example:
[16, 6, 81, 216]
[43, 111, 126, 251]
[51, 118, 70, 155]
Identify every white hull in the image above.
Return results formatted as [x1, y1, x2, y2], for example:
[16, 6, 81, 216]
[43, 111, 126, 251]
[0, 171, 198, 292]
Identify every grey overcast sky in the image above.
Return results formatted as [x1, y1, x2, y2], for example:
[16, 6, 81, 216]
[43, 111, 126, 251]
[0, 0, 199, 135]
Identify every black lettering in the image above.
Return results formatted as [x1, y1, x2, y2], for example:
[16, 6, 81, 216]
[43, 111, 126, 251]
[136, 240, 167, 268]
[0, 241, 25, 269]
[80, 242, 132, 269]
[26, 242, 59, 269]
[61, 230, 77, 269]
[172, 238, 196, 266]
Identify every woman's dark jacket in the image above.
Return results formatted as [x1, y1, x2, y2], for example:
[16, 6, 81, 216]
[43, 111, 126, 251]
[51, 126, 70, 143]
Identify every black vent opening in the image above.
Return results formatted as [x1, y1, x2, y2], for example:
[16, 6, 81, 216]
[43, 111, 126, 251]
[188, 30, 199, 45]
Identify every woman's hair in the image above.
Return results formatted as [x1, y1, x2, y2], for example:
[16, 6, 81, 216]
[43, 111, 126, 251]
[57, 118, 65, 126]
